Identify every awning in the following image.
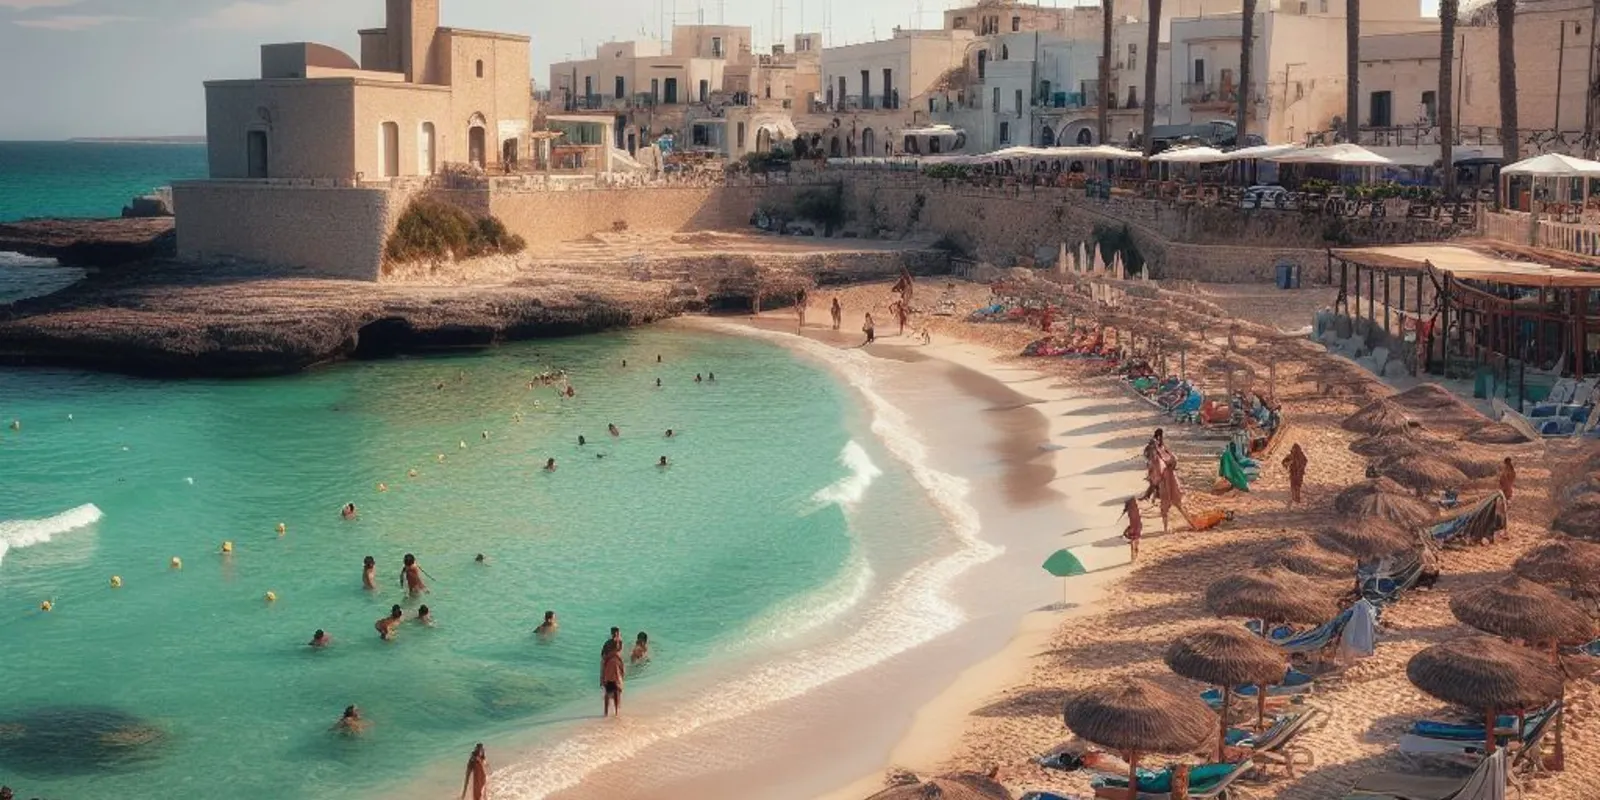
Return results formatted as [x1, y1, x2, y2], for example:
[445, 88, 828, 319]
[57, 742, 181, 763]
[1225, 143, 1303, 161]
[1500, 152, 1600, 177]
[1270, 143, 1394, 166]
[1150, 146, 1230, 163]
[1331, 244, 1600, 288]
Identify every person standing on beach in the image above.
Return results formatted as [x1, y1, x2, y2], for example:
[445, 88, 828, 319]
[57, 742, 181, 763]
[831, 297, 843, 330]
[1282, 443, 1309, 506]
[862, 313, 876, 346]
[601, 643, 626, 717]
[362, 556, 377, 591]
[1119, 496, 1143, 562]
[1498, 457, 1516, 504]
[461, 743, 488, 800]
[1141, 429, 1194, 534]
[796, 287, 808, 332]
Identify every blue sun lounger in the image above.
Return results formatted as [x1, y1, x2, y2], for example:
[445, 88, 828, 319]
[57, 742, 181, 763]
[1360, 558, 1424, 605]
[1091, 760, 1254, 800]
[1201, 667, 1315, 707]
[1410, 701, 1559, 742]
[1271, 606, 1357, 654]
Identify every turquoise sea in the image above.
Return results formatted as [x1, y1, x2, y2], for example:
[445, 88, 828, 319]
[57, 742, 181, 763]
[0, 141, 206, 222]
[0, 327, 962, 799]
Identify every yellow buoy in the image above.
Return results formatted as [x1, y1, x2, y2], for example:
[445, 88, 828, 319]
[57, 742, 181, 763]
[170, 556, 183, 570]
[110, 575, 123, 588]
[264, 591, 278, 603]
[276, 522, 287, 536]
[221, 541, 234, 553]
[39, 600, 52, 611]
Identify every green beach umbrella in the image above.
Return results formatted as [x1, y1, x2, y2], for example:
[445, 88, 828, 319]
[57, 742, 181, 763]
[1043, 548, 1088, 606]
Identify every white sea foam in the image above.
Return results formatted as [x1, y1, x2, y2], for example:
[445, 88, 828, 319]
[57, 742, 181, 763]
[489, 326, 1002, 799]
[0, 504, 104, 569]
[808, 439, 883, 510]
[0, 251, 60, 268]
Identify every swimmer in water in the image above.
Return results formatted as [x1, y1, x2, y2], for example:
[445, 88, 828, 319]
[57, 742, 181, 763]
[417, 605, 434, 626]
[341, 503, 358, 520]
[401, 554, 428, 596]
[656, 354, 662, 363]
[309, 629, 331, 647]
[408, 468, 420, 478]
[544, 458, 557, 471]
[362, 556, 377, 590]
[475, 553, 487, 564]
[462, 743, 489, 800]
[658, 456, 669, 467]
[376, 606, 404, 640]
[695, 373, 703, 383]
[481, 430, 489, 440]
[578, 435, 586, 446]
[630, 632, 650, 665]
[334, 705, 368, 734]
[9, 420, 18, 431]
[708, 372, 715, 381]
[608, 423, 620, 437]
[535, 610, 558, 636]
[622, 359, 627, 367]
[665, 429, 674, 438]
[513, 412, 523, 423]
[377, 482, 388, 493]
[437, 453, 446, 463]
[436, 382, 445, 391]
[655, 378, 662, 388]
[564, 385, 576, 398]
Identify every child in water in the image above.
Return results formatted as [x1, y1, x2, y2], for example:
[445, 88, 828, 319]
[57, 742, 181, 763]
[416, 605, 434, 626]
[362, 556, 377, 590]
[309, 629, 331, 647]
[375, 606, 404, 640]
[630, 632, 650, 665]
[400, 554, 427, 596]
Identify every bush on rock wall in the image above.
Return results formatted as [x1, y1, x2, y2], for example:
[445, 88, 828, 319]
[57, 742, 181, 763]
[384, 198, 527, 267]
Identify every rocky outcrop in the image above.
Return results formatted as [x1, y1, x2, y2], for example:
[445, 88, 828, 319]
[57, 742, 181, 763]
[0, 217, 175, 266]
[121, 189, 175, 219]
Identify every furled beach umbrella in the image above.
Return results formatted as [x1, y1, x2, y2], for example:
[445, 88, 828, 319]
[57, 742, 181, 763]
[1342, 398, 1425, 437]
[1331, 478, 1437, 528]
[1165, 626, 1287, 757]
[1316, 518, 1419, 561]
[1449, 575, 1595, 649]
[1063, 679, 1216, 800]
[1379, 455, 1468, 494]
[1254, 538, 1358, 579]
[1514, 539, 1600, 593]
[1205, 567, 1340, 627]
[1407, 636, 1565, 756]
[863, 772, 1014, 800]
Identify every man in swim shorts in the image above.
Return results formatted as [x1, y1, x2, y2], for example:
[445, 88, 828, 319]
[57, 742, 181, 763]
[401, 554, 427, 596]
[376, 606, 403, 640]
[362, 556, 377, 590]
[535, 610, 558, 637]
[602, 642, 626, 716]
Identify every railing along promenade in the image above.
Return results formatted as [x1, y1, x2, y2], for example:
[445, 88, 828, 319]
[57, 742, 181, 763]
[1479, 208, 1600, 258]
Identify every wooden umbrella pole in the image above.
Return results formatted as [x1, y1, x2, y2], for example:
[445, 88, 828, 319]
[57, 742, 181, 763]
[1126, 750, 1140, 800]
[1485, 708, 1497, 756]
[1257, 683, 1269, 730]
[1217, 686, 1231, 761]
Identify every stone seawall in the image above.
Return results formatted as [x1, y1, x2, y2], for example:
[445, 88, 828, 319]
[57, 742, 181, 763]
[173, 182, 400, 280]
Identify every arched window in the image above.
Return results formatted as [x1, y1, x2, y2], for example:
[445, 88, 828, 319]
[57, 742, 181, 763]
[1039, 125, 1054, 148]
[861, 128, 876, 156]
[1076, 128, 1093, 145]
[418, 122, 436, 175]
[379, 121, 400, 177]
[475, 60, 484, 78]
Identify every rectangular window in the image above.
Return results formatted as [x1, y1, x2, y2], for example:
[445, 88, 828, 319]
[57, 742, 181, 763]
[1319, 0, 1329, 11]
[651, 78, 660, 103]
[1015, 89, 1023, 116]
[861, 69, 871, 107]
[664, 77, 677, 104]
[712, 37, 724, 57]
[1370, 90, 1393, 127]
[1193, 59, 1206, 84]
[699, 79, 709, 102]
[1012, 15, 1020, 32]
[999, 121, 1011, 144]
[614, 76, 625, 99]
[993, 87, 1000, 112]
[737, 122, 747, 149]
[1422, 91, 1438, 125]
[883, 68, 894, 107]
[977, 50, 988, 80]
[584, 75, 593, 103]
[1128, 43, 1137, 70]
[953, 16, 966, 29]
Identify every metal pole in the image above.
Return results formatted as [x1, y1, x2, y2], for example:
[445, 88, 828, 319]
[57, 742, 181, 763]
[1558, 22, 1569, 132]
[1456, 33, 1466, 147]
[1589, 0, 1600, 158]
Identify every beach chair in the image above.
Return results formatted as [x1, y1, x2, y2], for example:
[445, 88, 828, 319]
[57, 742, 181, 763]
[1201, 667, 1315, 710]
[1225, 707, 1321, 776]
[1090, 760, 1254, 800]
[1427, 494, 1507, 548]
[1410, 701, 1559, 742]
[1360, 558, 1425, 605]
[1343, 746, 1506, 800]
[1171, 392, 1204, 422]
[1398, 701, 1560, 769]
[1268, 606, 1357, 654]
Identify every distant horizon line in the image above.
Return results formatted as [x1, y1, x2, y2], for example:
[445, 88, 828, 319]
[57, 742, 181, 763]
[0, 136, 207, 144]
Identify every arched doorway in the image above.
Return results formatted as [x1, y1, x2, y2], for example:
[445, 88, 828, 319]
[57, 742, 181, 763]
[1076, 128, 1093, 145]
[419, 122, 436, 175]
[755, 127, 772, 153]
[1039, 125, 1054, 148]
[380, 121, 400, 177]
[246, 130, 269, 178]
[829, 135, 842, 157]
[861, 127, 875, 156]
[467, 112, 488, 169]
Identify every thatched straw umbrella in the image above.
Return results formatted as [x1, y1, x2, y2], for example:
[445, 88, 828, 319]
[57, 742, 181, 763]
[1316, 518, 1419, 561]
[1449, 575, 1595, 651]
[1391, 383, 1465, 410]
[1349, 435, 1431, 460]
[1407, 636, 1566, 757]
[1342, 398, 1425, 437]
[1514, 539, 1600, 594]
[1165, 626, 1287, 757]
[1063, 679, 1217, 800]
[1205, 567, 1341, 627]
[1254, 538, 1358, 579]
[1438, 442, 1509, 480]
[1379, 455, 1468, 495]
[863, 772, 1013, 800]
[1332, 478, 1437, 527]
[1466, 422, 1533, 445]
[1553, 496, 1600, 541]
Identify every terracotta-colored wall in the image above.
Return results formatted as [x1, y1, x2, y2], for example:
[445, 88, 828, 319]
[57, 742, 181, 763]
[205, 81, 357, 179]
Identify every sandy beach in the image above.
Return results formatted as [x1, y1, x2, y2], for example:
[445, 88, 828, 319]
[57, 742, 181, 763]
[783, 277, 1599, 800]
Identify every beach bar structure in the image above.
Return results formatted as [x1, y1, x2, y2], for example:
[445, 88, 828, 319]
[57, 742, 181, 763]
[1326, 244, 1600, 408]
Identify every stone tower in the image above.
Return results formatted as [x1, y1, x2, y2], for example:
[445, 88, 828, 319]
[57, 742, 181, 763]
[386, 0, 439, 83]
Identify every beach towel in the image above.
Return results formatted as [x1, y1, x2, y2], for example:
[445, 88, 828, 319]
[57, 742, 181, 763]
[1190, 508, 1229, 530]
[1337, 599, 1378, 659]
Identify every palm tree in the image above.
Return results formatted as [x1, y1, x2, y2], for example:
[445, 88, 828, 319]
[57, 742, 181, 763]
[1496, 0, 1520, 167]
[1346, 0, 1360, 143]
[1440, 0, 1458, 198]
[1100, 0, 1115, 144]
[1142, 0, 1163, 156]
[1237, 0, 1257, 144]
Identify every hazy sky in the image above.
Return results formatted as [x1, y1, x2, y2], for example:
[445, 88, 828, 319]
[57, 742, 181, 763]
[0, 0, 1443, 139]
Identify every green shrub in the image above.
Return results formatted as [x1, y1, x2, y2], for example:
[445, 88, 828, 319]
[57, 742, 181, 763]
[385, 198, 525, 263]
[792, 185, 848, 235]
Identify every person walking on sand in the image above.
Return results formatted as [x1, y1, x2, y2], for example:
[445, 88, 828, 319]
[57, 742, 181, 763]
[602, 642, 626, 717]
[862, 313, 876, 346]
[1141, 429, 1195, 534]
[1281, 443, 1309, 506]
[461, 743, 488, 800]
[831, 297, 843, 330]
[1119, 496, 1143, 562]
[890, 299, 910, 336]
[1498, 457, 1516, 504]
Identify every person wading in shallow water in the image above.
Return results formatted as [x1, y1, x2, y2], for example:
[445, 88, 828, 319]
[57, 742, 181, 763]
[861, 313, 876, 346]
[461, 743, 488, 800]
[602, 641, 626, 717]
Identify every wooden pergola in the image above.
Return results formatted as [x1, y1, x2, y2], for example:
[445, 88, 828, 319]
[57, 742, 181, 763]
[1327, 244, 1600, 405]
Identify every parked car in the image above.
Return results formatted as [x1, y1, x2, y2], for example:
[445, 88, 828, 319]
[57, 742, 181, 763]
[1240, 184, 1291, 210]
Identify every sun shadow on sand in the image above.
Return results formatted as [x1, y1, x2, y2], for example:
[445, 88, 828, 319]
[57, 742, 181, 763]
[1060, 418, 1154, 438]
[1062, 402, 1139, 418]
[1078, 459, 1142, 478]
[970, 687, 1075, 719]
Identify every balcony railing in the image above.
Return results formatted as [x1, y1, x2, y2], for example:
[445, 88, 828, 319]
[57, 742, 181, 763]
[1036, 91, 1090, 110]
[1181, 82, 1237, 106]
